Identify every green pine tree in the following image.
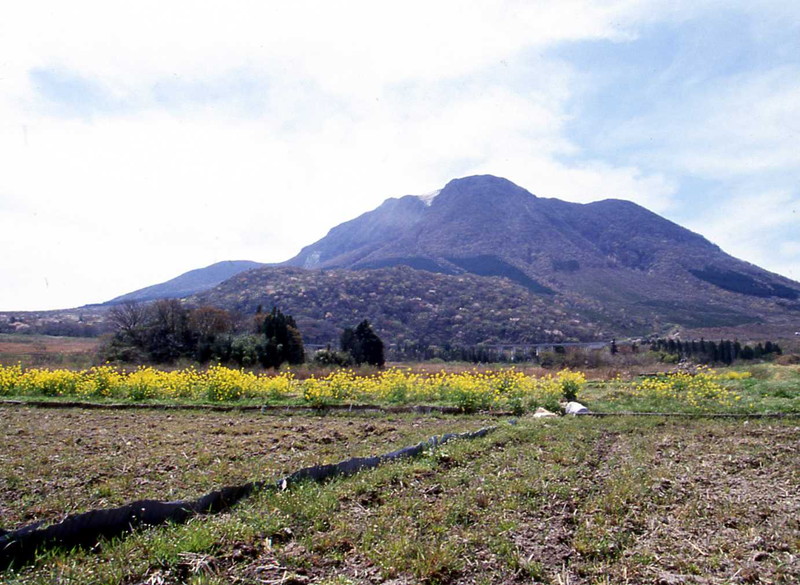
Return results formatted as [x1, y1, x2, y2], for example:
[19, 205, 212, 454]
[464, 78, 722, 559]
[260, 307, 305, 369]
[341, 320, 385, 367]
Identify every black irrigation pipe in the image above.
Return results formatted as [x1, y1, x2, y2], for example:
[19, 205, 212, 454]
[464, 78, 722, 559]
[0, 425, 497, 570]
[0, 399, 509, 416]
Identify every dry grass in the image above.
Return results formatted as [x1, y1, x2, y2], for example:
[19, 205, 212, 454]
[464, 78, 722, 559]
[0, 334, 99, 368]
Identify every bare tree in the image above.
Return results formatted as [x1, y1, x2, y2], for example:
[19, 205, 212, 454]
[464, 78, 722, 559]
[188, 306, 233, 339]
[108, 301, 148, 342]
[146, 299, 191, 362]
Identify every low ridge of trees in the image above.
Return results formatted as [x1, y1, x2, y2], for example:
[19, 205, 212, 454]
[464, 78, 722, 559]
[100, 300, 786, 370]
[648, 338, 782, 364]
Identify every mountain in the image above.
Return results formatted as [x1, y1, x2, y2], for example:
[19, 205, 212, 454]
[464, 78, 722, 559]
[106, 260, 265, 305]
[285, 175, 799, 304]
[282, 176, 799, 317]
[117, 175, 800, 344]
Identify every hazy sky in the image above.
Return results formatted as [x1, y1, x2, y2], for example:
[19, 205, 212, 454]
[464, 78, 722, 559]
[1, 1, 799, 310]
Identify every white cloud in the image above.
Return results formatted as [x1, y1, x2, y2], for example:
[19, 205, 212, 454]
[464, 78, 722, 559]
[604, 66, 800, 181]
[684, 189, 800, 279]
[781, 241, 800, 257]
[692, 190, 798, 237]
[667, 70, 800, 178]
[1, 1, 636, 100]
[1, 1, 797, 309]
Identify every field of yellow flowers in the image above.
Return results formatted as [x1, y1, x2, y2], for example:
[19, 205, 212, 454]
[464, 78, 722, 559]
[0, 364, 590, 412]
[0, 362, 771, 413]
[629, 367, 744, 410]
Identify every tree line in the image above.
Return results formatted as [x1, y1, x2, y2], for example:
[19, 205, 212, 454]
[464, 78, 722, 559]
[101, 300, 384, 368]
[648, 338, 782, 365]
[390, 341, 540, 363]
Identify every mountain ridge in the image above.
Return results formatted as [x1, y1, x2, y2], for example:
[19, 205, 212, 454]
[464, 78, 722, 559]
[283, 175, 797, 305]
[106, 260, 265, 305]
[190, 265, 764, 346]
[101, 174, 799, 344]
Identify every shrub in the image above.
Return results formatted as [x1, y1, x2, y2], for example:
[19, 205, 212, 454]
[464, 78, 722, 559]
[312, 349, 354, 368]
[558, 369, 586, 402]
[632, 368, 740, 410]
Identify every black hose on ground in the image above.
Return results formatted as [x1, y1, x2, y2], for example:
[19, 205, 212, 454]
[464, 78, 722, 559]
[0, 426, 496, 570]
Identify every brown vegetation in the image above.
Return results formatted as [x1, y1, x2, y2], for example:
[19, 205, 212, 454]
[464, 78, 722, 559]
[0, 334, 99, 367]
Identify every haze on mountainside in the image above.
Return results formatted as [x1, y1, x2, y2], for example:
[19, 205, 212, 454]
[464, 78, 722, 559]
[102, 175, 800, 346]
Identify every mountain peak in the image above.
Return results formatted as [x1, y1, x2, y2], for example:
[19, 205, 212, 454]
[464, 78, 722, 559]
[445, 174, 528, 189]
[436, 174, 536, 204]
[282, 174, 800, 317]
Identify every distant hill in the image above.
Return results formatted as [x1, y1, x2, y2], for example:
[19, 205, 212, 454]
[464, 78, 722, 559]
[106, 260, 264, 305]
[110, 175, 800, 344]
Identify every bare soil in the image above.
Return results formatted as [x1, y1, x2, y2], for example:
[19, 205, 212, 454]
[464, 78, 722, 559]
[0, 407, 493, 528]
